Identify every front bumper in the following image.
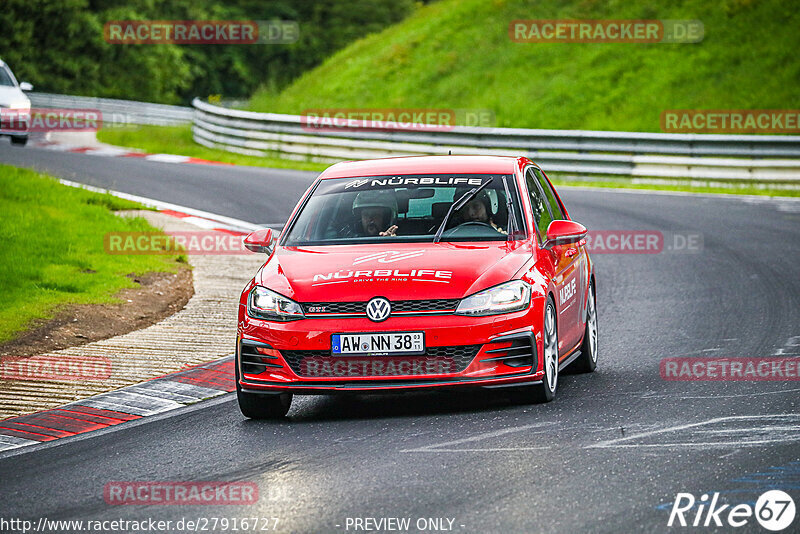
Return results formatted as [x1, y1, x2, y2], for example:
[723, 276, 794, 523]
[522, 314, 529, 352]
[237, 308, 544, 394]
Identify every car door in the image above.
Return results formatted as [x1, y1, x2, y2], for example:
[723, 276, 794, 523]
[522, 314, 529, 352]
[525, 167, 582, 356]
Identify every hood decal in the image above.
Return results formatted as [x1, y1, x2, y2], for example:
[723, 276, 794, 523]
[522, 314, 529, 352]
[353, 249, 426, 265]
[312, 267, 452, 286]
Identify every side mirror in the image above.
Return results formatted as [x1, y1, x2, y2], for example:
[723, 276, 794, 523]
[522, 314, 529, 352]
[244, 228, 274, 254]
[543, 220, 587, 250]
[19, 82, 33, 91]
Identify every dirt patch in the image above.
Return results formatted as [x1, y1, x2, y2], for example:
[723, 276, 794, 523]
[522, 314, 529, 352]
[0, 268, 193, 358]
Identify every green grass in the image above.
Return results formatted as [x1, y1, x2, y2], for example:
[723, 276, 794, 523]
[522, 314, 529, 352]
[0, 164, 186, 344]
[97, 125, 328, 172]
[249, 0, 800, 132]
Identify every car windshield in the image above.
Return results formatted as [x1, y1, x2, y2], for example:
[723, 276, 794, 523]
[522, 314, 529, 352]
[283, 174, 525, 246]
[0, 66, 16, 87]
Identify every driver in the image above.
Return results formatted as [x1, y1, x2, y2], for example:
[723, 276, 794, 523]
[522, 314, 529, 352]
[350, 190, 399, 237]
[455, 189, 507, 235]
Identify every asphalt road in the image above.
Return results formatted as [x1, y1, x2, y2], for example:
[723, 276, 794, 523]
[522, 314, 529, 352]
[1, 141, 799, 533]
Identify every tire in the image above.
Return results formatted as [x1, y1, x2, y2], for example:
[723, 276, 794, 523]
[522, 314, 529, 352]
[570, 282, 598, 374]
[235, 359, 292, 419]
[10, 135, 28, 146]
[512, 296, 559, 404]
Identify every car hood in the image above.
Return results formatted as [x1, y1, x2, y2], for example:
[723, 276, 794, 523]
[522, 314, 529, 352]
[256, 242, 532, 302]
[0, 86, 29, 108]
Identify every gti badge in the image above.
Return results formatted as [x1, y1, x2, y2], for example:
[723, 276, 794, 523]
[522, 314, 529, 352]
[366, 297, 391, 322]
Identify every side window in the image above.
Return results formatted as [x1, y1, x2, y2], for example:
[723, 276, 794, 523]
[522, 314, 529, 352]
[533, 168, 565, 220]
[525, 167, 552, 242]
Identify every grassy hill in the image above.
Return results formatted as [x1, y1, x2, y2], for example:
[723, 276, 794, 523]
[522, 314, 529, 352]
[249, 0, 800, 132]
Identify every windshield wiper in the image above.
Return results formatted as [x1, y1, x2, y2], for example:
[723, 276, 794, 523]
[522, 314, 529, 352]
[501, 175, 517, 241]
[433, 177, 494, 243]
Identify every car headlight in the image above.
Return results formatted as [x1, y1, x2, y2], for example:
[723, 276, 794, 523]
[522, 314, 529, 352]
[455, 280, 531, 316]
[247, 286, 304, 321]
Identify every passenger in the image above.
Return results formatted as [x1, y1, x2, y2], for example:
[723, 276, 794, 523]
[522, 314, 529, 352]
[351, 190, 399, 237]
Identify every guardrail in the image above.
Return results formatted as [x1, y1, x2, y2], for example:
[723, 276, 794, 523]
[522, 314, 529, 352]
[30, 92, 192, 126]
[192, 98, 800, 182]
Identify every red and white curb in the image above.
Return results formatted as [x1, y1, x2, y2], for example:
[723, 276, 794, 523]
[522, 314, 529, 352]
[0, 356, 235, 453]
[59, 178, 262, 234]
[33, 139, 232, 166]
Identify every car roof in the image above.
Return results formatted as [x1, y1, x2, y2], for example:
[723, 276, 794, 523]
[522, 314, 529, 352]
[318, 155, 527, 179]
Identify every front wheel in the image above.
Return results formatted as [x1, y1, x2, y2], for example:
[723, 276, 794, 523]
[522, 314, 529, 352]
[512, 297, 559, 404]
[570, 282, 598, 374]
[235, 361, 291, 419]
[10, 135, 28, 146]
[237, 386, 292, 419]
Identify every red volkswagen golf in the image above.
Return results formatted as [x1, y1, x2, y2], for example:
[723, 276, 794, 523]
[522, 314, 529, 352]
[236, 156, 597, 418]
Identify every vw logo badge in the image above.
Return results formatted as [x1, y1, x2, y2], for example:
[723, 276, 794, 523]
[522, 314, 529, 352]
[366, 297, 391, 322]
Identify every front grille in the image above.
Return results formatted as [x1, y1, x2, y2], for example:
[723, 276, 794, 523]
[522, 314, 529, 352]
[303, 301, 365, 314]
[302, 299, 459, 315]
[394, 299, 460, 312]
[281, 345, 481, 377]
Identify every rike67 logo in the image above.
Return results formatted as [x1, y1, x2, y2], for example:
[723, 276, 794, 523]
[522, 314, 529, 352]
[668, 490, 795, 531]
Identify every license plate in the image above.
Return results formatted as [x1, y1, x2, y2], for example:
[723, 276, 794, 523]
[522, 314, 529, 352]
[331, 332, 425, 356]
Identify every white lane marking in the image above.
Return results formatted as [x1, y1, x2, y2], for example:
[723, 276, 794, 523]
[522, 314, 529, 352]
[586, 414, 800, 449]
[638, 387, 800, 399]
[695, 425, 800, 434]
[144, 154, 191, 163]
[83, 147, 131, 157]
[58, 179, 261, 233]
[0, 435, 41, 452]
[774, 335, 800, 356]
[409, 447, 552, 452]
[180, 216, 230, 230]
[401, 422, 554, 453]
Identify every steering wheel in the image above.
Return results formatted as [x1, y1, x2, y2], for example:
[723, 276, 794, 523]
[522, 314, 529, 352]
[455, 221, 497, 231]
[441, 220, 503, 238]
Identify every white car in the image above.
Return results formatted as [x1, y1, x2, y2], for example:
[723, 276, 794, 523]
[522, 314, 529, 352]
[0, 59, 33, 146]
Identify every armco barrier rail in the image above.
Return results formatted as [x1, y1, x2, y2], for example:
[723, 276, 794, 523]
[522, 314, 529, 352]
[191, 98, 800, 182]
[29, 92, 192, 126]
